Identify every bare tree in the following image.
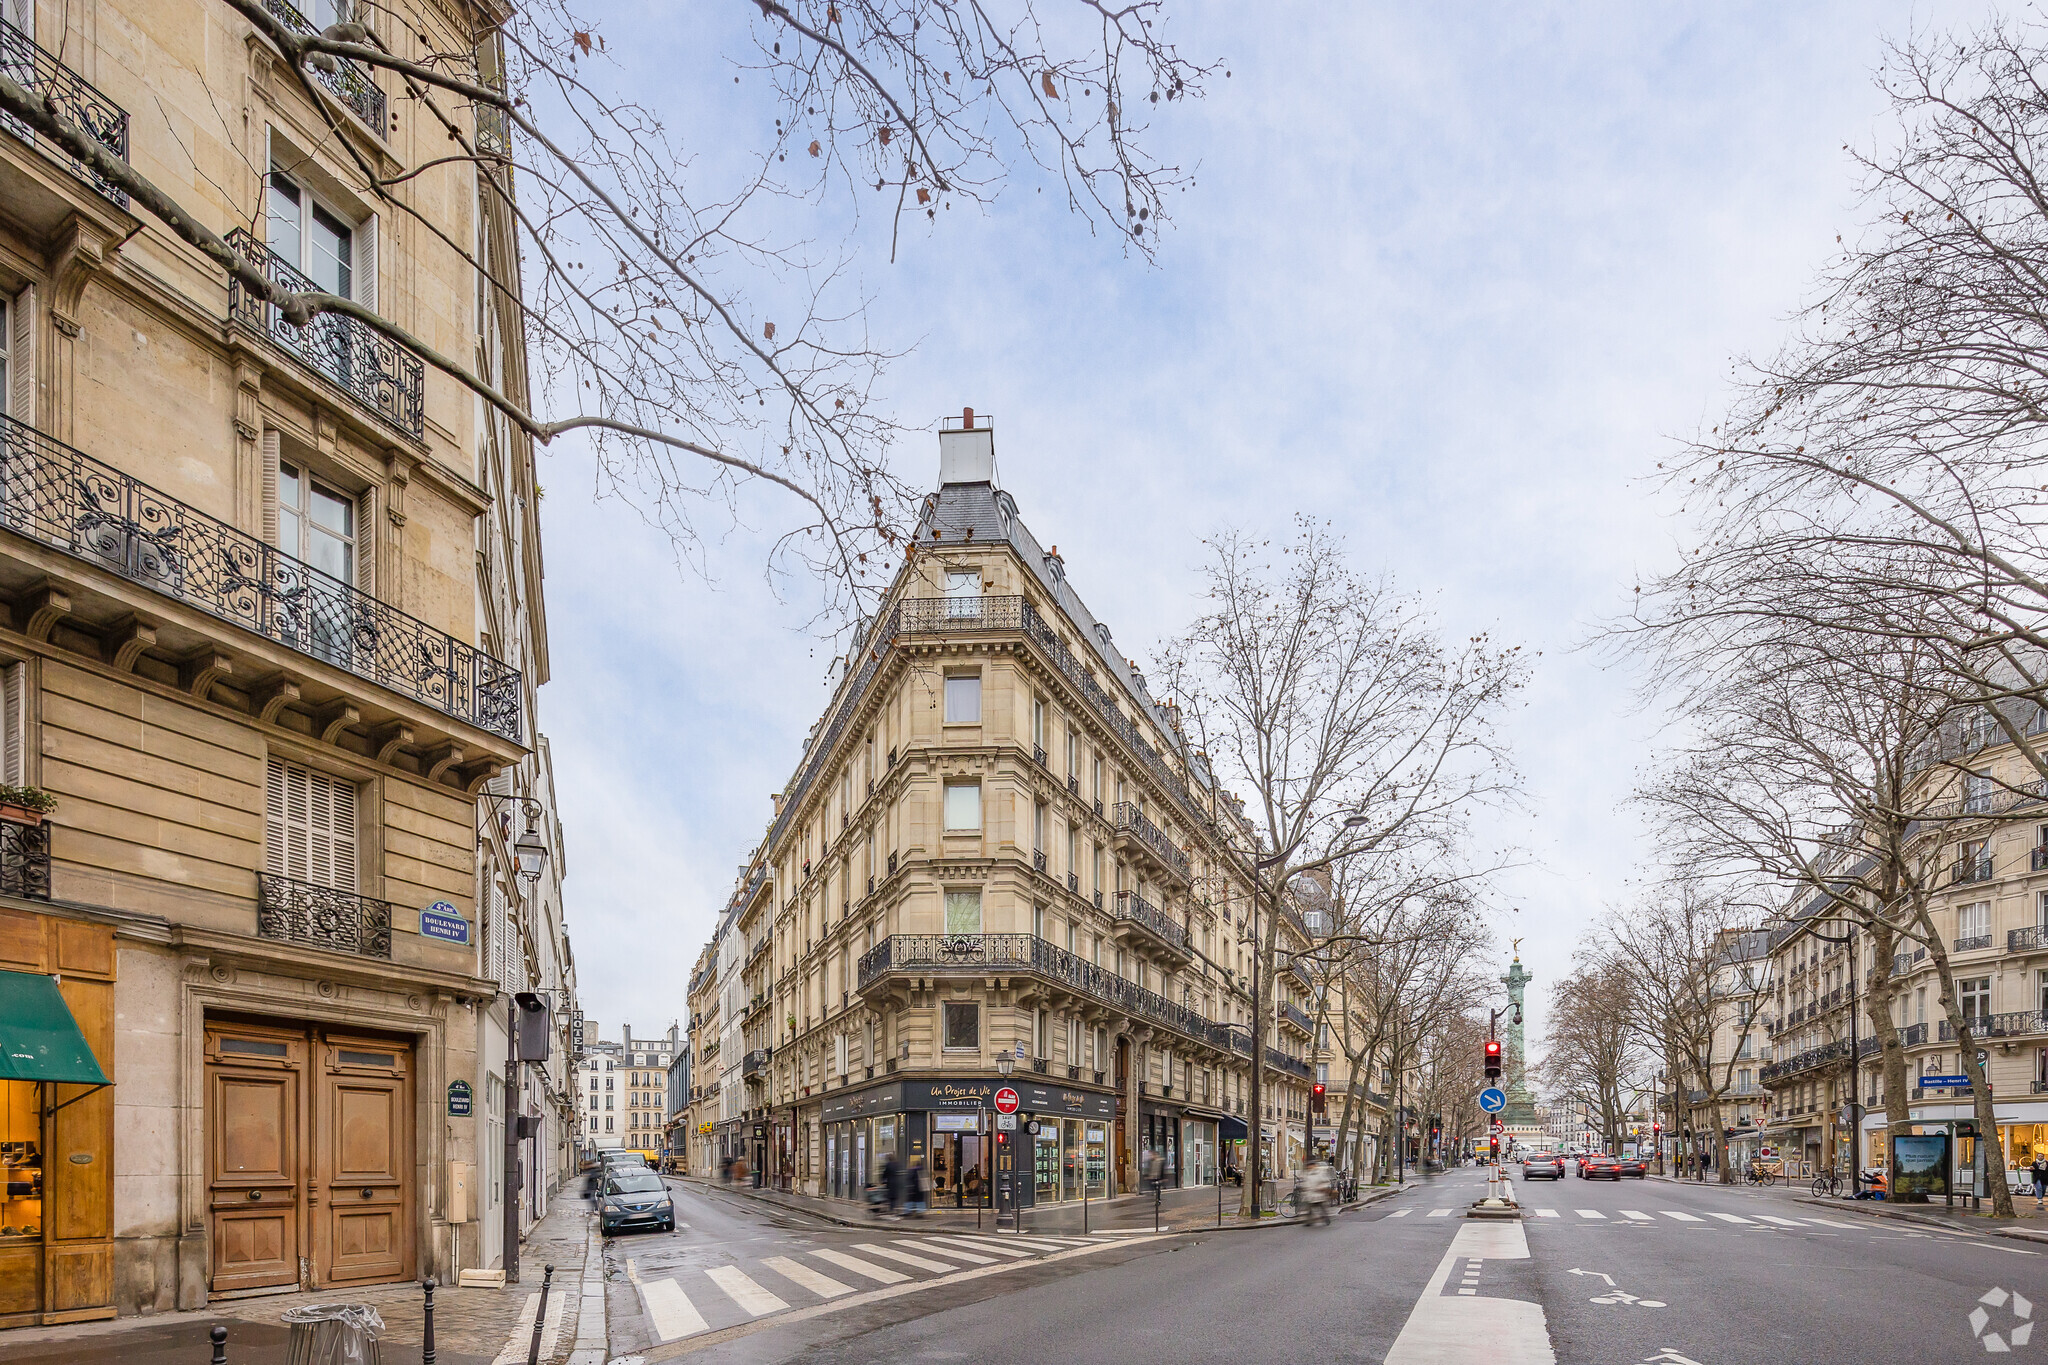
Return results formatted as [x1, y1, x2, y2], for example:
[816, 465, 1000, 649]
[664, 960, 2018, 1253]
[1540, 957, 1639, 1156]
[0, 0, 1216, 614]
[1155, 518, 1524, 1212]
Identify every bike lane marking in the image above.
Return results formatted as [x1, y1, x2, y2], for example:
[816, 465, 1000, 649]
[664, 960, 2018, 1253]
[1385, 1220, 1556, 1364]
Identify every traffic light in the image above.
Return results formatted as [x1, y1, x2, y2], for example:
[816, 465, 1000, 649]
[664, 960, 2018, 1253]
[1483, 1038, 1503, 1080]
[1310, 1082, 1327, 1116]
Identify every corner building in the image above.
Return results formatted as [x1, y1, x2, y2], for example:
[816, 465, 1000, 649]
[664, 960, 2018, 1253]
[744, 419, 1311, 1208]
[0, 0, 573, 1323]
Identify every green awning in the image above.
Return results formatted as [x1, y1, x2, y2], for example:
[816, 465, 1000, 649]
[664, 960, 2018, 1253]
[0, 969, 110, 1085]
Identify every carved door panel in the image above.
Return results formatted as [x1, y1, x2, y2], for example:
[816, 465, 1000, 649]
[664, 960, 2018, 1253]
[204, 1029, 305, 1293]
[313, 1038, 411, 1286]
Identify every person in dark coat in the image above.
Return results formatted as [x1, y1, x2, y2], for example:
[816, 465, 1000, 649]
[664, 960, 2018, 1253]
[882, 1151, 905, 1216]
[905, 1157, 929, 1217]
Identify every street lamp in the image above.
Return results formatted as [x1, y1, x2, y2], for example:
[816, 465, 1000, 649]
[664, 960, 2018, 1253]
[479, 792, 551, 883]
[996, 1052, 1014, 1079]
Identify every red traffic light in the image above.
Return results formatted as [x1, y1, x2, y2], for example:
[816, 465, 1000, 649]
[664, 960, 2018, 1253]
[1483, 1038, 1503, 1078]
[1312, 1082, 1326, 1097]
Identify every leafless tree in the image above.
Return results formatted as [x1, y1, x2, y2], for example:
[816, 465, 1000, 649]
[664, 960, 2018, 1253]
[0, 0, 1216, 617]
[1155, 517, 1525, 1212]
[1602, 887, 1751, 1183]
[1539, 956, 1639, 1156]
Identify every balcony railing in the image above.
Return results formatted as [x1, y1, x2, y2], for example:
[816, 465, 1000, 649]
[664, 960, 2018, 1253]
[1939, 1011, 2048, 1042]
[1759, 1038, 1854, 1084]
[742, 1048, 770, 1077]
[858, 933, 1234, 1054]
[1952, 856, 1994, 886]
[1902, 1021, 1927, 1046]
[256, 871, 392, 958]
[1279, 1001, 1315, 1035]
[1955, 934, 1995, 953]
[1112, 801, 1192, 883]
[225, 229, 424, 441]
[2014, 925, 2048, 953]
[2035, 845, 2048, 873]
[0, 412, 522, 741]
[0, 18, 130, 210]
[0, 816, 50, 900]
[1114, 889, 1190, 955]
[262, 0, 387, 134]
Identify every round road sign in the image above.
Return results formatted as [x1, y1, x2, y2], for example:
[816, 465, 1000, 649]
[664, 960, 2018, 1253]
[993, 1086, 1020, 1114]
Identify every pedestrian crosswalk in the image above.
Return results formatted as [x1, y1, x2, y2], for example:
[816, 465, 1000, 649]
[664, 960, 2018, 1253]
[1385, 1206, 1875, 1232]
[630, 1233, 1117, 1342]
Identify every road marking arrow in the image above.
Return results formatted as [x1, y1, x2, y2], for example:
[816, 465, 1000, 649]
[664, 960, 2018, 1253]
[1567, 1268, 1615, 1286]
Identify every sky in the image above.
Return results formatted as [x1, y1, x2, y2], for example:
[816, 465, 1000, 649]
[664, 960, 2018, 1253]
[530, 2, 1999, 1067]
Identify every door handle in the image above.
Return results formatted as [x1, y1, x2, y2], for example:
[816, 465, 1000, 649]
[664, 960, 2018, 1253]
[361, 1188, 374, 1199]
[248, 1190, 262, 1201]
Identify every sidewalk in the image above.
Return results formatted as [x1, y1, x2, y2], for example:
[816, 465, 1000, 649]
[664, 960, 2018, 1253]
[685, 1173, 1404, 1234]
[1649, 1169, 2048, 1247]
[0, 1196, 600, 1365]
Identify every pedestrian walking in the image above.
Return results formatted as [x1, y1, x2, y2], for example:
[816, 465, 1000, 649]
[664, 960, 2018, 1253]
[882, 1150, 905, 1217]
[905, 1157, 928, 1217]
[1302, 1158, 1334, 1227]
[2030, 1152, 2047, 1206]
[719, 1154, 733, 1185]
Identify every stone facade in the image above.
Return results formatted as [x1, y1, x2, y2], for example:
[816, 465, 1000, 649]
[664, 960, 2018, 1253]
[0, 0, 573, 1322]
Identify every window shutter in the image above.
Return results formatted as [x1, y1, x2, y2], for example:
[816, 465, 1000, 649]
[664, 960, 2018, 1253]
[356, 213, 377, 312]
[264, 756, 357, 890]
[355, 486, 376, 596]
[9, 285, 34, 424]
[261, 430, 280, 547]
[0, 662, 24, 786]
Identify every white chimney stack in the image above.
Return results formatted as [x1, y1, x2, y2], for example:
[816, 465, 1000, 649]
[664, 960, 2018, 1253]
[938, 407, 995, 485]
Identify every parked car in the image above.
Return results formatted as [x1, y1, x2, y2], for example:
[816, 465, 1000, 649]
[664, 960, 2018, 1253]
[1522, 1152, 1566, 1180]
[1611, 1156, 1647, 1179]
[598, 1169, 675, 1236]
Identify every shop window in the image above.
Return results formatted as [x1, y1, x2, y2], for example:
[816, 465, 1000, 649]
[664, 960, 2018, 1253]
[943, 1001, 979, 1051]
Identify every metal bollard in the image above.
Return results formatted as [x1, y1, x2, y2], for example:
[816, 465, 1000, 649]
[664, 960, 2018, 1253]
[525, 1265, 555, 1365]
[210, 1325, 227, 1365]
[421, 1280, 436, 1365]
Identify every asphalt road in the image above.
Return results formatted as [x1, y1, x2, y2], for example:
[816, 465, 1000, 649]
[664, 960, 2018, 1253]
[606, 1168, 2048, 1363]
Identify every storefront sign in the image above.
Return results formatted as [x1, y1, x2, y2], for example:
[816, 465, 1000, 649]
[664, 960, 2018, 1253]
[447, 1080, 473, 1116]
[820, 1078, 1116, 1122]
[420, 902, 469, 944]
[932, 1112, 982, 1133]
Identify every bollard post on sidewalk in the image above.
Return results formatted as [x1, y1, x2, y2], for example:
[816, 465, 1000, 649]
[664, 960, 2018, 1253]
[209, 1325, 227, 1365]
[421, 1280, 437, 1365]
[525, 1265, 555, 1365]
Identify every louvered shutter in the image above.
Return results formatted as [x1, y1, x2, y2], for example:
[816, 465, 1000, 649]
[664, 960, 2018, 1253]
[9, 285, 33, 424]
[355, 486, 376, 597]
[261, 430, 280, 548]
[356, 213, 377, 312]
[264, 756, 358, 890]
[0, 662, 23, 785]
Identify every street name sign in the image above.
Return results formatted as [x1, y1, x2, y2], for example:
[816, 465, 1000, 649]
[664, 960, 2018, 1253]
[1922, 1074, 1970, 1086]
[1479, 1087, 1507, 1113]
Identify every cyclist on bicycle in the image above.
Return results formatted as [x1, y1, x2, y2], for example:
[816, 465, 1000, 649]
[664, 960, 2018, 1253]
[1300, 1158, 1335, 1227]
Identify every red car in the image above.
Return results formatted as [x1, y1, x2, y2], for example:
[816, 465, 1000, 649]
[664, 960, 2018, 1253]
[1582, 1156, 1621, 1180]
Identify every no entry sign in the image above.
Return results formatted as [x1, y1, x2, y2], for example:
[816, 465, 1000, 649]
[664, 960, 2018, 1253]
[993, 1086, 1020, 1114]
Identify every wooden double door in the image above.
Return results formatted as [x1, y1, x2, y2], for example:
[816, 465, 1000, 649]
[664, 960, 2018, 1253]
[204, 1021, 414, 1295]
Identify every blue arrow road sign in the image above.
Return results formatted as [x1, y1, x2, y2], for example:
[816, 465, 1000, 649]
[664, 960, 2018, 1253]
[1479, 1087, 1507, 1113]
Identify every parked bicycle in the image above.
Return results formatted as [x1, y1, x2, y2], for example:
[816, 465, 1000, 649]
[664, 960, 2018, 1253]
[1745, 1163, 1777, 1187]
[1812, 1169, 1842, 1197]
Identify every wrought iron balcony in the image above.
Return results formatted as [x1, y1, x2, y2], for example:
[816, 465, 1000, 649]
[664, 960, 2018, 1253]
[0, 17, 130, 208]
[856, 933, 1232, 1054]
[1939, 1010, 2048, 1042]
[225, 229, 424, 441]
[1114, 889, 1190, 956]
[0, 815, 50, 900]
[262, 0, 387, 134]
[1955, 934, 1995, 953]
[1902, 1021, 1927, 1046]
[1279, 1001, 1315, 1035]
[2035, 844, 2048, 872]
[2013, 925, 2048, 953]
[0, 411, 521, 741]
[1952, 856, 1994, 886]
[741, 1048, 770, 1078]
[256, 872, 392, 958]
[1759, 1038, 1853, 1084]
[1111, 801, 1191, 884]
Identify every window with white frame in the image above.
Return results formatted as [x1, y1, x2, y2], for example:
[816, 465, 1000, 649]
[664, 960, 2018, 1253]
[944, 673, 981, 724]
[1961, 976, 1992, 1021]
[264, 756, 357, 892]
[1960, 902, 1991, 945]
[944, 568, 979, 616]
[943, 888, 982, 936]
[267, 164, 360, 301]
[943, 781, 981, 831]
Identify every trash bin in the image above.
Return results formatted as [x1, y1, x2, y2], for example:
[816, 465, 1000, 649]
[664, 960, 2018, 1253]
[281, 1303, 384, 1365]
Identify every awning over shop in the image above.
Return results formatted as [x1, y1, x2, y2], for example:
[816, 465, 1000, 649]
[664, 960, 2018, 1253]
[1217, 1116, 1248, 1140]
[0, 969, 110, 1085]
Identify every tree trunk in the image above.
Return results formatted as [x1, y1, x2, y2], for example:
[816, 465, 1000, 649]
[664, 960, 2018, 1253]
[1922, 930, 2015, 1216]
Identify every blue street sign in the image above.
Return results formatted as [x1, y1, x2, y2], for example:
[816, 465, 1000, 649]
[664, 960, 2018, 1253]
[1921, 1074, 1971, 1087]
[420, 902, 470, 944]
[1479, 1087, 1507, 1113]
